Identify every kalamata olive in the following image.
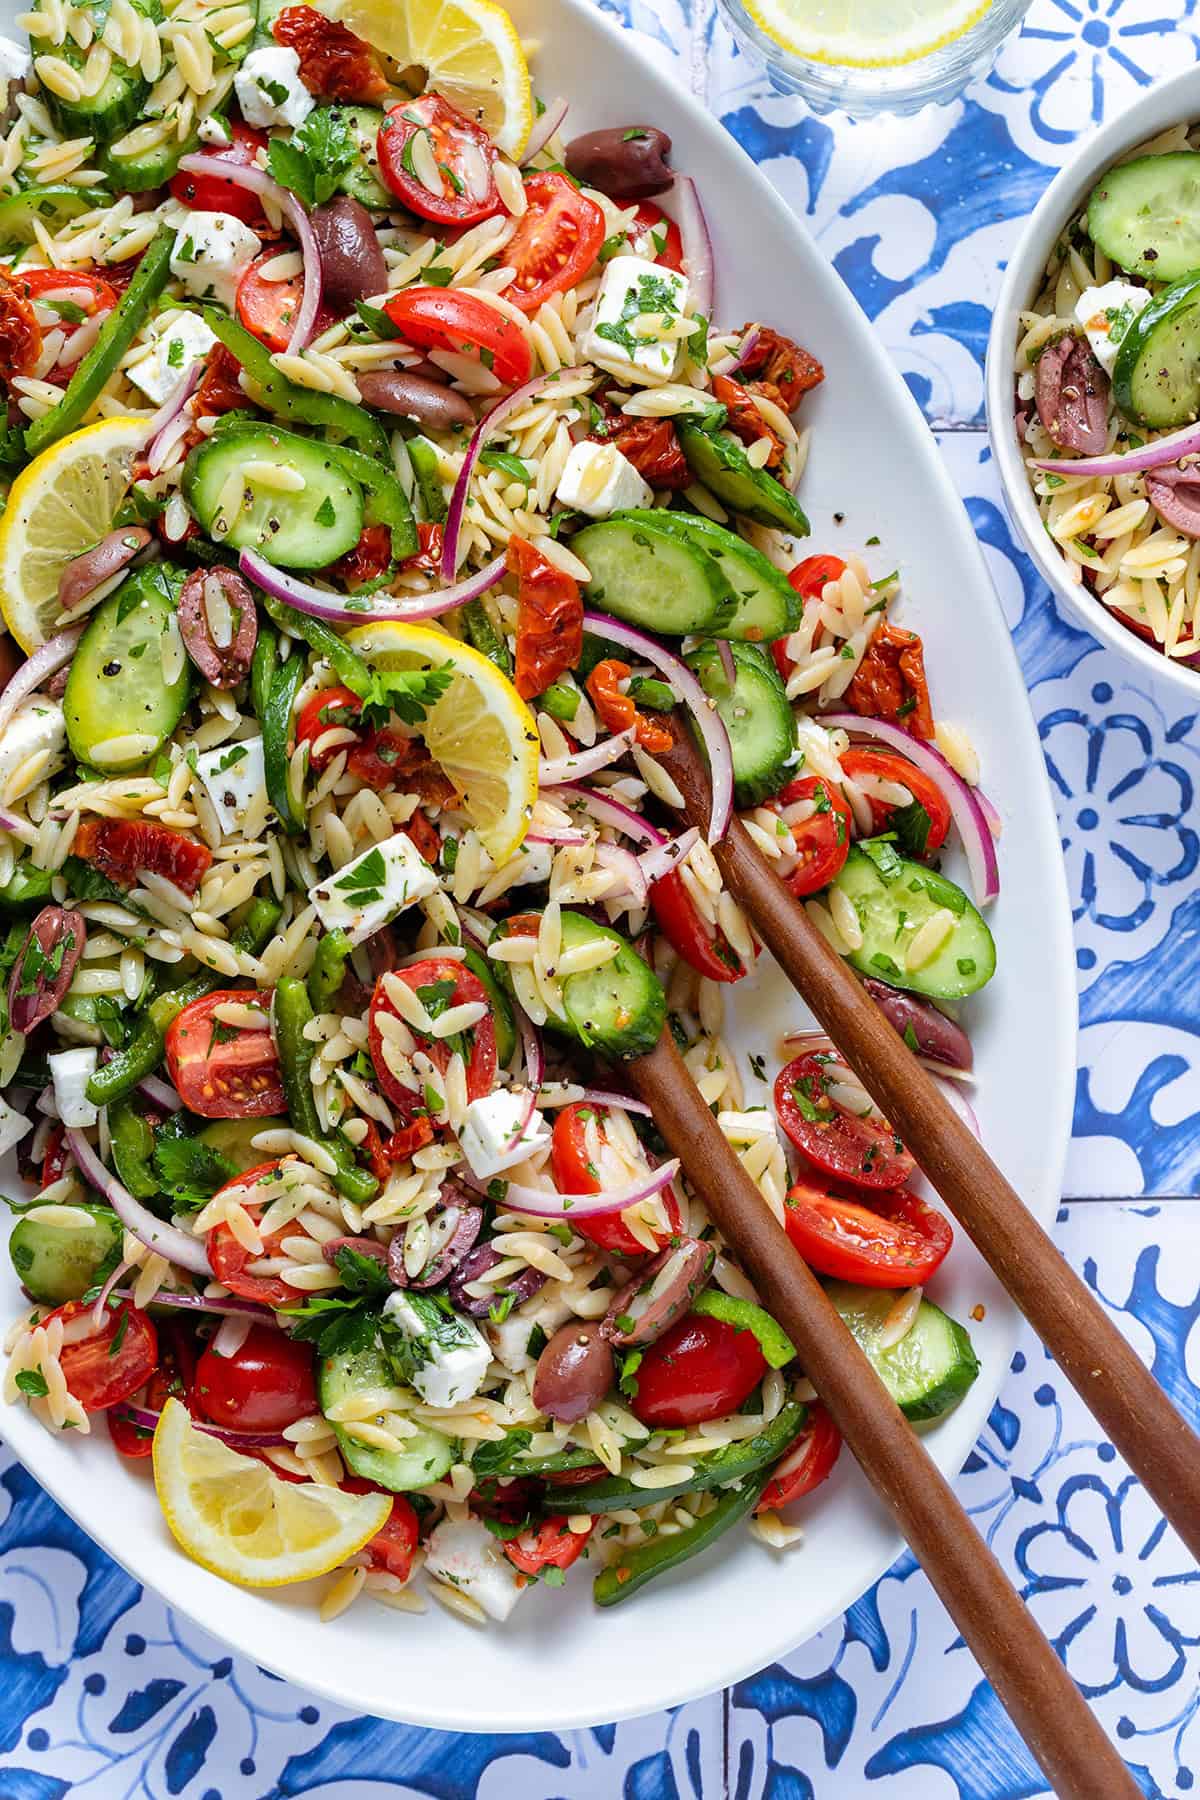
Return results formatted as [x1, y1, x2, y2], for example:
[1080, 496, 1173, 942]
[0, 635, 19, 698]
[861, 978, 974, 1072]
[601, 1236, 714, 1348]
[1146, 461, 1200, 539]
[9, 905, 85, 1035]
[448, 1242, 545, 1316]
[310, 195, 387, 310]
[1034, 333, 1109, 455]
[322, 1234, 388, 1266]
[177, 566, 257, 689]
[57, 526, 150, 613]
[564, 125, 673, 200]
[356, 370, 475, 431]
[388, 1199, 484, 1288]
[532, 1320, 613, 1423]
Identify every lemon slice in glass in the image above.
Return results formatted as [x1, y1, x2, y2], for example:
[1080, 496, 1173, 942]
[743, 0, 993, 67]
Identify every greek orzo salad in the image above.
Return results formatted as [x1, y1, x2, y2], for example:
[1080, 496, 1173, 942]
[0, 0, 1002, 1624]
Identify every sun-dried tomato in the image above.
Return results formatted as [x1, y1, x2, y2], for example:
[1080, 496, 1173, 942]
[586, 658, 673, 755]
[845, 620, 935, 741]
[346, 730, 457, 806]
[597, 414, 690, 489]
[73, 818, 213, 896]
[736, 325, 824, 413]
[195, 344, 246, 416]
[327, 522, 392, 591]
[0, 271, 41, 382]
[402, 807, 442, 866]
[402, 521, 444, 579]
[273, 6, 388, 102]
[712, 374, 785, 471]
[508, 534, 583, 700]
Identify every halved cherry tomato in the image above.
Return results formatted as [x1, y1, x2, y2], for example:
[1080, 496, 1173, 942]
[650, 868, 745, 984]
[384, 285, 531, 387]
[196, 343, 246, 416]
[627, 201, 684, 272]
[631, 1311, 766, 1429]
[47, 1299, 157, 1413]
[166, 991, 286, 1120]
[774, 1052, 915, 1192]
[295, 683, 454, 807]
[839, 748, 951, 854]
[73, 817, 212, 898]
[509, 534, 583, 699]
[368, 955, 496, 1113]
[205, 1161, 299, 1308]
[8, 266, 118, 327]
[770, 775, 852, 899]
[502, 171, 606, 314]
[109, 1320, 197, 1457]
[195, 1324, 318, 1432]
[755, 1402, 840, 1513]
[383, 1117, 436, 1163]
[771, 555, 845, 683]
[550, 1101, 682, 1258]
[169, 121, 270, 224]
[343, 1478, 420, 1579]
[40, 1123, 68, 1191]
[236, 251, 304, 353]
[782, 1176, 952, 1287]
[376, 94, 499, 225]
[503, 1514, 595, 1576]
[296, 684, 363, 770]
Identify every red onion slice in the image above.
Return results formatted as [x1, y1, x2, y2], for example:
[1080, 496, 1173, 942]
[108, 1286, 277, 1322]
[934, 1075, 981, 1139]
[137, 1073, 182, 1113]
[522, 95, 568, 165]
[713, 323, 762, 378]
[239, 547, 506, 624]
[672, 175, 713, 320]
[525, 827, 591, 846]
[538, 726, 636, 786]
[113, 1401, 289, 1450]
[0, 808, 38, 846]
[593, 839, 647, 906]
[1031, 423, 1200, 479]
[498, 1010, 544, 1155]
[821, 712, 1000, 906]
[575, 1088, 652, 1116]
[144, 361, 202, 465]
[553, 782, 665, 846]
[637, 826, 699, 886]
[66, 1128, 211, 1274]
[0, 626, 82, 741]
[581, 611, 734, 843]
[482, 1157, 680, 1219]
[177, 155, 321, 353]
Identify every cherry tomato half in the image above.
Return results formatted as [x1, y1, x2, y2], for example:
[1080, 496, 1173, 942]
[376, 93, 499, 225]
[73, 817, 212, 898]
[503, 1514, 595, 1577]
[170, 120, 270, 224]
[343, 1478, 420, 1580]
[770, 775, 852, 899]
[205, 1161, 300, 1308]
[383, 285, 532, 387]
[368, 955, 497, 1113]
[650, 868, 746, 984]
[110, 1323, 196, 1457]
[627, 201, 684, 272]
[774, 1052, 915, 1192]
[783, 1177, 951, 1287]
[166, 991, 286, 1120]
[195, 1324, 318, 1433]
[632, 1311, 767, 1429]
[789, 553, 847, 601]
[550, 1100, 683, 1259]
[49, 1300, 158, 1413]
[502, 171, 606, 314]
[295, 683, 363, 770]
[8, 266, 118, 326]
[236, 251, 305, 353]
[755, 1402, 841, 1513]
[839, 748, 951, 854]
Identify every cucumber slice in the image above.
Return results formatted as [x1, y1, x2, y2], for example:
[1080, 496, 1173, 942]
[318, 1329, 455, 1491]
[198, 1116, 287, 1172]
[824, 1280, 979, 1422]
[677, 420, 810, 536]
[102, 129, 197, 195]
[490, 909, 667, 1060]
[647, 509, 800, 642]
[182, 423, 365, 568]
[687, 639, 795, 807]
[0, 186, 110, 242]
[9, 1203, 123, 1305]
[830, 845, 995, 1001]
[1112, 271, 1200, 429]
[251, 0, 289, 49]
[321, 103, 392, 210]
[572, 513, 736, 635]
[64, 565, 191, 773]
[1087, 153, 1200, 283]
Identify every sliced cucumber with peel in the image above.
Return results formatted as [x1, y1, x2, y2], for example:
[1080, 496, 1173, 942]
[573, 512, 736, 635]
[9, 1204, 123, 1305]
[1112, 270, 1200, 429]
[328, 104, 392, 210]
[830, 844, 995, 1001]
[182, 423, 365, 568]
[677, 419, 810, 535]
[0, 186, 110, 242]
[623, 508, 800, 642]
[64, 565, 191, 774]
[318, 1328, 455, 1492]
[1087, 152, 1200, 282]
[824, 1281, 979, 1422]
[687, 638, 795, 807]
[490, 909, 666, 1060]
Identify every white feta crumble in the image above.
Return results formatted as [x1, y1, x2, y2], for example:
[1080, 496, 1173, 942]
[555, 438, 654, 517]
[423, 1517, 526, 1620]
[0, 698, 67, 799]
[126, 310, 218, 407]
[308, 831, 438, 946]
[169, 211, 262, 312]
[458, 1088, 550, 1182]
[197, 113, 231, 147]
[486, 1291, 575, 1375]
[48, 1048, 98, 1129]
[580, 253, 691, 384]
[0, 1094, 31, 1159]
[234, 46, 314, 131]
[0, 34, 31, 85]
[382, 1290, 491, 1408]
[1074, 280, 1152, 376]
[195, 736, 266, 838]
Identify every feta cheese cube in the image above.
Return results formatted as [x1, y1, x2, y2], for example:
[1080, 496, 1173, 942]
[197, 113, 231, 147]
[581, 253, 690, 384]
[308, 831, 438, 945]
[126, 310, 218, 407]
[0, 1094, 31, 1159]
[170, 211, 262, 312]
[1074, 280, 1152, 376]
[423, 1518, 526, 1620]
[0, 698, 66, 799]
[458, 1088, 550, 1182]
[383, 1290, 491, 1408]
[555, 438, 654, 517]
[234, 46, 314, 131]
[0, 34, 31, 85]
[195, 736, 266, 838]
[48, 1048, 98, 1129]
[486, 1291, 575, 1374]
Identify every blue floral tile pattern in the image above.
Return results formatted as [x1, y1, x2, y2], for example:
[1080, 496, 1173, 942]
[3, 2, 1200, 1794]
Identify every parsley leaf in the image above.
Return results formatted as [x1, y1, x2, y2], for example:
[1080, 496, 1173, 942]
[335, 846, 386, 903]
[359, 667, 453, 731]
[152, 1133, 237, 1211]
[470, 1430, 533, 1477]
[15, 1368, 49, 1398]
[332, 1244, 392, 1297]
[267, 107, 355, 208]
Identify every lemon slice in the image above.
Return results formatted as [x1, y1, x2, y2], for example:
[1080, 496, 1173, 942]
[344, 618, 538, 864]
[152, 1398, 391, 1588]
[341, 0, 533, 158]
[0, 416, 147, 652]
[744, 0, 992, 66]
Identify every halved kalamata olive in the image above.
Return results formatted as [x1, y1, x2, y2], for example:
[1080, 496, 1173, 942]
[1146, 461, 1200, 539]
[322, 1234, 388, 1266]
[860, 978, 974, 1072]
[1034, 334, 1109, 455]
[177, 566, 258, 689]
[0, 635, 19, 698]
[356, 371, 475, 431]
[448, 1242, 545, 1316]
[311, 195, 387, 310]
[9, 905, 85, 1035]
[564, 125, 673, 200]
[532, 1320, 613, 1423]
[388, 1199, 484, 1289]
[600, 1236, 714, 1348]
[57, 526, 150, 613]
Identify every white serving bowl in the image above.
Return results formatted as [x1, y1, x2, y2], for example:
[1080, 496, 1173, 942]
[986, 65, 1200, 695]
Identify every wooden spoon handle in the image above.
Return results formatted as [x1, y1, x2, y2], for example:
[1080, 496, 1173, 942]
[630, 1034, 1139, 1800]
[659, 724, 1200, 1564]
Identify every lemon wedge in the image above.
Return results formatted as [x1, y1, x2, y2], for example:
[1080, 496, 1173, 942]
[152, 1398, 391, 1588]
[342, 0, 533, 158]
[743, 0, 993, 67]
[0, 416, 147, 652]
[345, 618, 538, 864]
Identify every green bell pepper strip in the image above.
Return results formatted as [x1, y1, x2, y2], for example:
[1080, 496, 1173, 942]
[307, 928, 352, 1014]
[85, 899, 281, 1107]
[107, 1096, 158, 1200]
[262, 653, 307, 836]
[691, 1291, 796, 1369]
[626, 676, 675, 712]
[593, 1470, 768, 1606]
[26, 227, 175, 456]
[251, 619, 278, 729]
[461, 945, 516, 1066]
[258, 594, 376, 701]
[407, 435, 447, 523]
[511, 1445, 606, 1477]
[272, 977, 377, 1204]
[325, 444, 417, 563]
[462, 598, 512, 677]
[537, 681, 577, 721]
[204, 309, 389, 458]
[541, 1398, 807, 1514]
